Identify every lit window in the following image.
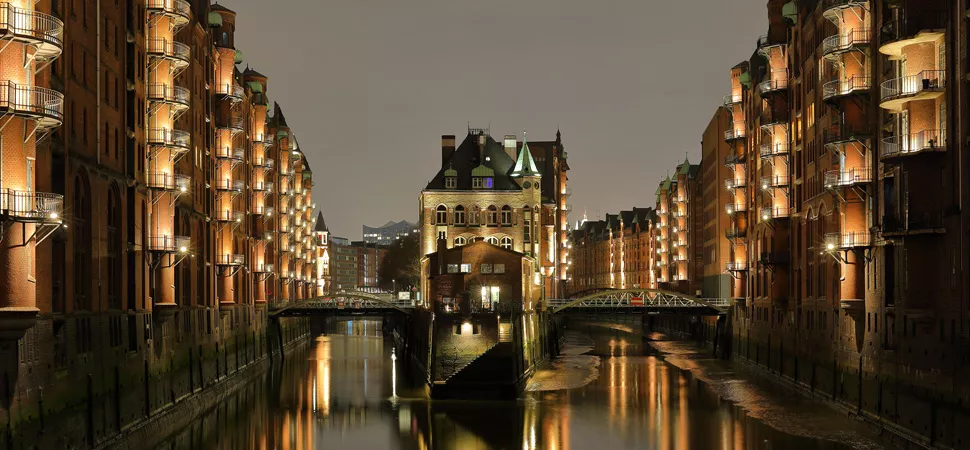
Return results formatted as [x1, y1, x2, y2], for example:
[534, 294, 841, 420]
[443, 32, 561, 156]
[447, 264, 459, 274]
[460, 263, 471, 273]
[485, 236, 498, 245]
[501, 237, 512, 249]
[484, 177, 493, 189]
[454, 236, 466, 246]
[494, 264, 506, 274]
[481, 264, 493, 274]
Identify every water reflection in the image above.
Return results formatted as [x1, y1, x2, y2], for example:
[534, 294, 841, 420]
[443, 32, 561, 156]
[155, 318, 880, 450]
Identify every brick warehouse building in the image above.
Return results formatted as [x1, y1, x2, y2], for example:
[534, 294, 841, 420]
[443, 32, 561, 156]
[0, 1, 325, 446]
[419, 127, 570, 303]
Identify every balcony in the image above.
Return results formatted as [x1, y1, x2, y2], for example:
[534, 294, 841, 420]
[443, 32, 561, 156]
[147, 38, 190, 69]
[216, 82, 245, 103]
[757, 78, 788, 96]
[253, 157, 274, 169]
[725, 203, 748, 215]
[253, 181, 273, 192]
[879, 12, 947, 57]
[756, 34, 786, 58]
[822, 76, 871, 102]
[146, 172, 189, 192]
[253, 263, 274, 273]
[214, 210, 244, 223]
[724, 153, 745, 166]
[725, 177, 746, 190]
[725, 261, 748, 272]
[760, 174, 789, 189]
[883, 212, 945, 237]
[879, 70, 945, 111]
[822, 0, 870, 19]
[824, 167, 871, 189]
[147, 235, 190, 253]
[0, 81, 63, 128]
[724, 125, 746, 142]
[263, 135, 274, 147]
[824, 231, 870, 250]
[253, 205, 274, 216]
[215, 254, 244, 266]
[0, 190, 62, 223]
[822, 123, 871, 148]
[0, 3, 64, 61]
[760, 206, 790, 220]
[289, 150, 302, 160]
[881, 130, 946, 161]
[821, 29, 870, 58]
[723, 94, 742, 108]
[759, 252, 790, 265]
[725, 227, 746, 240]
[760, 143, 789, 159]
[215, 146, 244, 163]
[147, 128, 190, 154]
[761, 108, 789, 128]
[217, 114, 244, 133]
[147, 83, 190, 110]
[146, 0, 191, 28]
[214, 179, 244, 193]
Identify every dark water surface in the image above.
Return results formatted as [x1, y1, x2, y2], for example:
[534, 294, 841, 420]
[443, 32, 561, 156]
[154, 318, 891, 449]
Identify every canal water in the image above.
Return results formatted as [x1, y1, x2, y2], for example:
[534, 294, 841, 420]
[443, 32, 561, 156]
[154, 318, 892, 449]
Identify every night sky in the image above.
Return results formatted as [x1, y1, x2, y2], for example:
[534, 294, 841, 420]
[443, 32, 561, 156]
[226, 0, 768, 239]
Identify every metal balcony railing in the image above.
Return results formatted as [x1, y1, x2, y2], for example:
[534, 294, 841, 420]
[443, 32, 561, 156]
[217, 114, 244, 131]
[822, 123, 871, 146]
[289, 150, 302, 160]
[880, 70, 945, 106]
[821, 28, 870, 56]
[758, 78, 788, 95]
[147, 235, 190, 253]
[216, 82, 245, 100]
[147, 38, 190, 65]
[726, 203, 748, 215]
[253, 205, 274, 216]
[761, 174, 790, 189]
[760, 206, 790, 220]
[824, 167, 872, 188]
[253, 263, 274, 273]
[253, 157, 274, 169]
[724, 125, 746, 141]
[724, 153, 744, 166]
[147, 83, 190, 108]
[0, 81, 63, 126]
[822, 76, 871, 101]
[725, 177, 746, 190]
[145, 172, 189, 192]
[881, 129, 946, 160]
[214, 210, 244, 223]
[756, 34, 785, 53]
[880, 12, 947, 52]
[723, 94, 742, 108]
[760, 143, 789, 158]
[146, 0, 191, 25]
[215, 146, 244, 161]
[825, 231, 870, 250]
[0, 189, 62, 222]
[214, 179, 244, 193]
[215, 254, 244, 266]
[725, 227, 746, 239]
[761, 108, 789, 126]
[822, 0, 869, 12]
[147, 128, 190, 150]
[253, 181, 273, 192]
[0, 3, 64, 61]
[725, 261, 748, 272]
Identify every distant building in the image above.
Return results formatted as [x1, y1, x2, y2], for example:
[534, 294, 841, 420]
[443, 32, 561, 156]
[350, 241, 388, 290]
[363, 220, 418, 244]
[329, 237, 357, 291]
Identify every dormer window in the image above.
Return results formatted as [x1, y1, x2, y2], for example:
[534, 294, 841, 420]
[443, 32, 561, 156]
[473, 177, 493, 189]
[445, 176, 457, 189]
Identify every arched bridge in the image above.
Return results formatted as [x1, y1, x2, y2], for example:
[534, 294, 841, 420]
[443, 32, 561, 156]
[269, 291, 415, 317]
[547, 289, 730, 315]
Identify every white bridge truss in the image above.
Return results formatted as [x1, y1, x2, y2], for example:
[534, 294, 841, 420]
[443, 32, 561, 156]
[547, 289, 730, 314]
[269, 291, 415, 315]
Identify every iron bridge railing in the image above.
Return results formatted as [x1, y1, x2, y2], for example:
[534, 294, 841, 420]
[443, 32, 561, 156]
[547, 289, 730, 314]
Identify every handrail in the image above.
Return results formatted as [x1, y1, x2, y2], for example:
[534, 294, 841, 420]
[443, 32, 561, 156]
[821, 123, 871, 145]
[215, 146, 244, 160]
[253, 157, 274, 168]
[147, 127, 190, 149]
[881, 129, 946, 159]
[824, 167, 872, 187]
[724, 125, 746, 141]
[145, 172, 189, 191]
[217, 114, 244, 130]
[146, 0, 191, 21]
[253, 263, 274, 273]
[147, 38, 190, 63]
[147, 235, 190, 252]
[253, 181, 273, 192]
[216, 82, 245, 99]
[880, 12, 947, 47]
[761, 174, 790, 188]
[825, 231, 870, 249]
[761, 108, 789, 125]
[880, 70, 945, 103]
[215, 254, 244, 266]
[821, 28, 870, 55]
[0, 3, 64, 57]
[254, 205, 274, 216]
[147, 83, 190, 105]
[214, 179, 244, 192]
[214, 210, 244, 222]
[726, 203, 747, 214]
[760, 206, 790, 220]
[725, 177, 746, 190]
[757, 78, 788, 94]
[725, 261, 748, 271]
[0, 81, 64, 123]
[760, 142, 789, 158]
[822, 76, 871, 100]
[0, 189, 62, 220]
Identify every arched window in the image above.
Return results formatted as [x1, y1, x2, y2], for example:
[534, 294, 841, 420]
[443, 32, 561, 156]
[435, 205, 447, 224]
[454, 236, 466, 247]
[454, 205, 466, 226]
[221, 32, 229, 46]
[485, 236, 499, 245]
[107, 184, 122, 310]
[471, 205, 481, 225]
[501, 236, 513, 249]
[486, 205, 498, 226]
[501, 205, 512, 226]
[74, 172, 91, 311]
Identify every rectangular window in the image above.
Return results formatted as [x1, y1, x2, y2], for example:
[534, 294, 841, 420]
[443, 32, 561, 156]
[472, 178, 482, 189]
[447, 264, 459, 274]
[460, 264, 471, 273]
[484, 177, 493, 189]
[494, 264, 506, 274]
[481, 264, 492, 274]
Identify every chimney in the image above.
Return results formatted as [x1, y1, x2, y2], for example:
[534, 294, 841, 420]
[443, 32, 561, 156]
[504, 135, 517, 161]
[441, 135, 456, 166]
[436, 236, 448, 275]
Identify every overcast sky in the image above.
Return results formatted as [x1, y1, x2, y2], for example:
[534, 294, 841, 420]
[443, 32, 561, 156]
[226, 0, 769, 239]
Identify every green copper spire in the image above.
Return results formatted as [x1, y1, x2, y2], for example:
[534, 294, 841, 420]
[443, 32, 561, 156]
[511, 133, 540, 177]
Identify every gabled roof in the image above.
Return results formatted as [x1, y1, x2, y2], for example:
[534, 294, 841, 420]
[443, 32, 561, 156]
[211, 3, 235, 14]
[273, 102, 288, 128]
[243, 66, 266, 78]
[425, 132, 520, 191]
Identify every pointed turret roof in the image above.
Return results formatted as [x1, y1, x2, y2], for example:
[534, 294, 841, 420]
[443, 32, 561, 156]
[510, 134, 540, 177]
[243, 65, 266, 78]
[314, 212, 328, 232]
